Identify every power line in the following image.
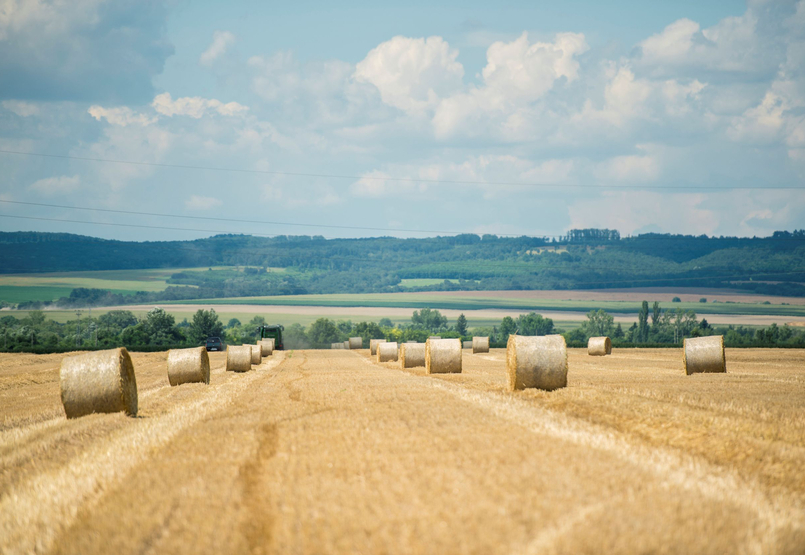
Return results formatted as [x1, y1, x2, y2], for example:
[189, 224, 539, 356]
[0, 199, 538, 238]
[1, 148, 803, 190]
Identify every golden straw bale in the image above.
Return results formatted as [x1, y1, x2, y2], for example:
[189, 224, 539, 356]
[348, 337, 362, 350]
[226, 345, 252, 372]
[587, 336, 612, 356]
[400, 343, 426, 368]
[683, 335, 726, 375]
[167, 347, 210, 386]
[244, 344, 262, 365]
[343, 341, 349, 349]
[462, 341, 473, 349]
[60, 348, 138, 419]
[506, 335, 567, 391]
[377, 341, 399, 362]
[425, 338, 462, 374]
[370, 339, 387, 356]
[472, 336, 490, 354]
[258, 339, 274, 356]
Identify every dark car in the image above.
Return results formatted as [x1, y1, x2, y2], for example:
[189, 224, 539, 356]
[205, 337, 224, 351]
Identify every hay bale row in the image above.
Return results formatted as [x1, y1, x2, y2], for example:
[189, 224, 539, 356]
[377, 341, 399, 362]
[244, 344, 261, 365]
[472, 336, 489, 354]
[227, 345, 252, 372]
[370, 338, 387, 356]
[426, 338, 462, 374]
[587, 336, 611, 356]
[400, 343, 425, 368]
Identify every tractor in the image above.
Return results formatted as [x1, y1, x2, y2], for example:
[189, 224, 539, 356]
[258, 324, 284, 350]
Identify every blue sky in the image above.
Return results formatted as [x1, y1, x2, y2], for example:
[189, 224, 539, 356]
[0, 0, 803, 241]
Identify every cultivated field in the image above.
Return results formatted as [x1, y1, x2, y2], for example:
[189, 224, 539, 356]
[1, 348, 804, 553]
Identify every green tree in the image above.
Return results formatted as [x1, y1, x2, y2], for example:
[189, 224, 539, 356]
[378, 318, 393, 328]
[651, 302, 661, 333]
[456, 313, 468, 335]
[227, 318, 241, 328]
[585, 309, 614, 337]
[411, 308, 448, 331]
[638, 301, 649, 343]
[143, 307, 182, 345]
[499, 316, 518, 340]
[613, 323, 625, 339]
[188, 309, 224, 345]
[308, 318, 341, 346]
[516, 313, 554, 336]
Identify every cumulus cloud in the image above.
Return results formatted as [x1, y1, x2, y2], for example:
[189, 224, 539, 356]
[200, 31, 235, 66]
[0, 0, 173, 103]
[28, 175, 81, 195]
[185, 195, 222, 210]
[354, 36, 464, 114]
[152, 92, 249, 118]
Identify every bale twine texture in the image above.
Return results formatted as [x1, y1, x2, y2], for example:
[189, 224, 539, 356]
[60, 347, 138, 419]
[425, 338, 462, 374]
[226, 345, 252, 372]
[167, 347, 210, 386]
[587, 336, 612, 356]
[400, 343, 426, 368]
[472, 336, 490, 354]
[245, 344, 262, 365]
[377, 342, 399, 362]
[348, 337, 362, 350]
[258, 339, 274, 356]
[683, 335, 726, 375]
[506, 335, 567, 391]
[370, 339, 387, 356]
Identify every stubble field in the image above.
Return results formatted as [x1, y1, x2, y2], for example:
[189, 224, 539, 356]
[1, 347, 804, 554]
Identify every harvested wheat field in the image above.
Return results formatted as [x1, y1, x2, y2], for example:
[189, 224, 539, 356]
[1, 348, 804, 554]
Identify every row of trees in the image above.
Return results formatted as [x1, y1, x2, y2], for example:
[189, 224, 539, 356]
[3, 302, 805, 353]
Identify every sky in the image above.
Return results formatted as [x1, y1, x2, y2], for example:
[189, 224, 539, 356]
[0, 0, 804, 241]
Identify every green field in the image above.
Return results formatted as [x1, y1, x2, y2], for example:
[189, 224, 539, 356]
[165, 292, 805, 318]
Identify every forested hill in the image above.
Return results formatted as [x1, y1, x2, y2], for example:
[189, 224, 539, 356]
[2, 229, 805, 298]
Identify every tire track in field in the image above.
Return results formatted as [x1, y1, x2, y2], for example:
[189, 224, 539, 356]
[423, 378, 805, 554]
[0, 355, 285, 555]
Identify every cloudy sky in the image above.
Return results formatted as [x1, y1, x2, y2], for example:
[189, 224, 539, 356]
[1, 0, 804, 241]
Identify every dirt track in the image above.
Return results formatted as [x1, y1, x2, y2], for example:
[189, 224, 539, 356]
[1, 348, 804, 554]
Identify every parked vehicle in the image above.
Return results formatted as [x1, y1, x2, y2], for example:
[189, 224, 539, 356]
[205, 337, 224, 351]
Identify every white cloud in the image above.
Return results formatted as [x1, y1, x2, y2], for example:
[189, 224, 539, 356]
[29, 175, 80, 195]
[200, 31, 235, 66]
[432, 32, 588, 138]
[349, 171, 394, 197]
[2, 100, 39, 117]
[88, 105, 156, 127]
[596, 152, 661, 183]
[152, 92, 249, 118]
[185, 195, 222, 210]
[354, 36, 464, 114]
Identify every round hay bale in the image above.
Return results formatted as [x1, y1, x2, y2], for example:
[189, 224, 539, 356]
[167, 347, 210, 386]
[244, 344, 262, 365]
[343, 341, 349, 349]
[226, 345, 252, 372]
[472, 336, 490, 354]
[376, 341, 399, 362]
[60, 348, 138, 419]
[683, 335, 726, 375]
[428, 336, 442, 340]
[400, 343, 426, 368]
[370, 338, 387, 356]
[258, 339, 274, 356]
[462, 341, 473, 349]
[348, 337, 362, 350]
[425, 338, 462, 374]
[587, 336, 612, 356]
[506, 335, 567, 391]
